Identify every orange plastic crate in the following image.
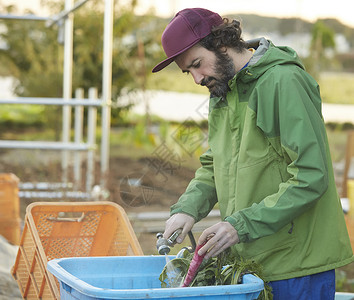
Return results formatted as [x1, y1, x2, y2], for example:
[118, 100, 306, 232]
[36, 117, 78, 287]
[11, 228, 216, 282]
[0, 173, 21, 244]
[11, 201, 143, 299]
[345, 215, 354, 254]
[0, 173, 20, 219]
[0, 218, 21, 246]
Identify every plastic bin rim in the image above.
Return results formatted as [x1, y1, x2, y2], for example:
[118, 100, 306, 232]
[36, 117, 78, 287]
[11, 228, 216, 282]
[47, 256, 264, 299]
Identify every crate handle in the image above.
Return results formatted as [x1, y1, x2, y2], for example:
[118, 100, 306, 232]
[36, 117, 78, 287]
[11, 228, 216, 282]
[46, 212, 85, 222]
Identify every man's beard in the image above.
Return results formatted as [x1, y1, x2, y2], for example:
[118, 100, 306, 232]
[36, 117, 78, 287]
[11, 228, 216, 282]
[201, 51, 236, 99]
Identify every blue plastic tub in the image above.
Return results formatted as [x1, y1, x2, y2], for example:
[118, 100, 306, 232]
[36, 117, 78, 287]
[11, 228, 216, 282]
[335, 292, 354, 300]
[47, 256, 264, 300]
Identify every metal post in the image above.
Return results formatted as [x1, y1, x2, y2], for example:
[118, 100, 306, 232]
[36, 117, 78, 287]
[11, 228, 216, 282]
[0, 14, 49, 21]
[87, 87, 98, 193]
[61, 0, 74, 184]
[100, 0, 113, 190]
[0, 97, 102, 106]
[46, 0, 90, 27]
[0, 140, 93, 150]
[74, 88, 84, 190]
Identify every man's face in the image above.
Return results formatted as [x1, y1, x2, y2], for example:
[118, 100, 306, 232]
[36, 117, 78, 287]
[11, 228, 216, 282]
[175, 44, 236, 98]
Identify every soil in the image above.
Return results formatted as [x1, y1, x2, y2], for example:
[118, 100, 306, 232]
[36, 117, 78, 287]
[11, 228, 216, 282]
[0, 148, 195, 211]
[0, 147, 196, 255]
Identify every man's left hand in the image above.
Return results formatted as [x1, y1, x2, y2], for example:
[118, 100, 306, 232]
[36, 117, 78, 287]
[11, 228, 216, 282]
[197, 222, 239, 259]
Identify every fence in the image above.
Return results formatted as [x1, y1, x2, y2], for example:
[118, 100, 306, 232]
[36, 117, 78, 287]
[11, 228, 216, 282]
[0, 87, 101, 198]
[0, 0, 114, 199]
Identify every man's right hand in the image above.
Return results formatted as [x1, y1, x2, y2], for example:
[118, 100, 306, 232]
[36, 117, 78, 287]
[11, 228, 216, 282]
[163, 213, 195, 244]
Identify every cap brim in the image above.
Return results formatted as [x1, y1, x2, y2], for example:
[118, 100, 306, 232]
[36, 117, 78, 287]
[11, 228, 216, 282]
[152, 38, 202, 73]
[152, 57, 175, 73]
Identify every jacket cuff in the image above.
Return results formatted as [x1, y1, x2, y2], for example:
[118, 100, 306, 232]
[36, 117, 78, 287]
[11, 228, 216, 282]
[225, 213, 249, 243]
[170, 206, 198, 221]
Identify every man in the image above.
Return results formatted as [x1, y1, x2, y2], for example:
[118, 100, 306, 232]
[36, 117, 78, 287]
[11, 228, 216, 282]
[152, 8, 353, 299]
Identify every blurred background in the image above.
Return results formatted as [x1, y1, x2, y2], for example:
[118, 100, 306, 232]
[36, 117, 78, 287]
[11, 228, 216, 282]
[0, 0, 353, 296]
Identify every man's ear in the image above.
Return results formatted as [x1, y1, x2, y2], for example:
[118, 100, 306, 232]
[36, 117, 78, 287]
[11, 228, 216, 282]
[220, 46, 228, 53]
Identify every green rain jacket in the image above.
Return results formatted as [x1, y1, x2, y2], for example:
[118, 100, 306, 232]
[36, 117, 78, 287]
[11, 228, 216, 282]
[170, 38, 354, 281]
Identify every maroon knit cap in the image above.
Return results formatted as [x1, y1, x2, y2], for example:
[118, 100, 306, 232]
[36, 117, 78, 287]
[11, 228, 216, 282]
[152, 8, 223, 73]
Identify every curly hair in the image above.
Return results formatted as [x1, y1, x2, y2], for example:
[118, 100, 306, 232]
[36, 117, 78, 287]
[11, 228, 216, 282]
[199, 18, 247, 53]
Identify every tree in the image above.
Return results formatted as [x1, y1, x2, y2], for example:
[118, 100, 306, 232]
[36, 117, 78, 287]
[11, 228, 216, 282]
[0, 4, 62, 97]
[0, 0, 166, 127]
[309, 20, 336, 76]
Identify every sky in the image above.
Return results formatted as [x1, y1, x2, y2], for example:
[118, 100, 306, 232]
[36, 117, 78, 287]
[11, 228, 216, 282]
[136, 0, 354, 27]
[2, 0, 354, 28]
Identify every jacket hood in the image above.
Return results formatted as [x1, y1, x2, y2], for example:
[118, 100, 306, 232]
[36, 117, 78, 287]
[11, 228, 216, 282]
[240, 37, 305, 83]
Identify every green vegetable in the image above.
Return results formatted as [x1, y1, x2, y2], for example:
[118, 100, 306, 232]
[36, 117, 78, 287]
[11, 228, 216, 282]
[159, 250, 273, 300]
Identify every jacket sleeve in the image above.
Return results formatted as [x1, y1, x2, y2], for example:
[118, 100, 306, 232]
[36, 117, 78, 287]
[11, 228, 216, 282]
[225, 67, 330, 243]
[170, 148, 218, 222]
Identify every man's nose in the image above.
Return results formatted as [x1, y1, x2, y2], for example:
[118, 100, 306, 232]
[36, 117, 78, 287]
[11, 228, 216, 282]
[191, 71, 203, 85]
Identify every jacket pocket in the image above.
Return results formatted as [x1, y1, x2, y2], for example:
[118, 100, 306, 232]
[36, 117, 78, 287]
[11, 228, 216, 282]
[234, 154, 284, 210]
[234, 220, 296, 260]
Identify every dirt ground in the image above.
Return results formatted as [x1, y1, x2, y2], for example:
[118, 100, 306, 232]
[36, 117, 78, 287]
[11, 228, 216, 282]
[0, 147, 196, 255]
[0, 148, 194, 210]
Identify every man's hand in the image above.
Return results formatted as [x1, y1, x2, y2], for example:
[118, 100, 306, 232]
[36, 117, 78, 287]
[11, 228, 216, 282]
[163, 213, 195, 243]
[197, 222, 239, 260]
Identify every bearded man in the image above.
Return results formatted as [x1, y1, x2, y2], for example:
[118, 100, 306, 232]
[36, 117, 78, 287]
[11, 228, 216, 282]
[152, 8, 353, 299]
